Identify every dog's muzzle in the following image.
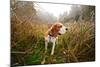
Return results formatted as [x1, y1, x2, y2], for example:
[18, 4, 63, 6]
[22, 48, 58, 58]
[66, 28, 68, 31]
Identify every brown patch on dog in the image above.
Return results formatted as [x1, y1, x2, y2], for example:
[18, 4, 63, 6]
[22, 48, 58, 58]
[49, 22, 62, 37]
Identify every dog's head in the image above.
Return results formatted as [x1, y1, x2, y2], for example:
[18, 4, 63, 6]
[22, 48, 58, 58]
[57, 22, 68, 35]
[50, 22, 68, 36]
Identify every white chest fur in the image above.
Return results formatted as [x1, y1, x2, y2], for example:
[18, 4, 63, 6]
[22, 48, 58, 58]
[47, 35, 56, 43]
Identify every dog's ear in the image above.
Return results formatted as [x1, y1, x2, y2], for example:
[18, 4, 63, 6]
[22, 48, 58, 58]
[50, 23, 61, 36]
[51, 24, 58, 32]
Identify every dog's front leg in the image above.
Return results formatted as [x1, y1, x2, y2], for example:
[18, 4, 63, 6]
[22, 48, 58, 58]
[51, 41, 56, 55]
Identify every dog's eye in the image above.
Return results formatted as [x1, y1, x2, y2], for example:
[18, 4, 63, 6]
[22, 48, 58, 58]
[59, 25, 62, 28]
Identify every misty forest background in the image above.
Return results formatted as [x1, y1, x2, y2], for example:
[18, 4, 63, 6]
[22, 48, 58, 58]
[11, 1, 95, 66]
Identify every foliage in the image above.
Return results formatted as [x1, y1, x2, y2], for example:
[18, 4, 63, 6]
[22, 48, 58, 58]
[11, 21, 95, 66]
[59, 5, 95, 23]
[11, 1, 95, 66]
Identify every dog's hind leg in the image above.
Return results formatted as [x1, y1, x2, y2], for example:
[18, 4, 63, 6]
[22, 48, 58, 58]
[45, 40, 48, 51]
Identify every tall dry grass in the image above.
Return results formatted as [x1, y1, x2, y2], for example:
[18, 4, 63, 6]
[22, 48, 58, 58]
[57, 22, 95, 62]
[11, 20, 95, 66]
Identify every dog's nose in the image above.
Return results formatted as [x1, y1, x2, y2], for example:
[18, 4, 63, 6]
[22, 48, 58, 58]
[66, 28, 68, 31]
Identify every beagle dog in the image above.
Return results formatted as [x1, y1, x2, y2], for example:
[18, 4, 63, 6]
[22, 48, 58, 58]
[44, 22, 68, 55]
